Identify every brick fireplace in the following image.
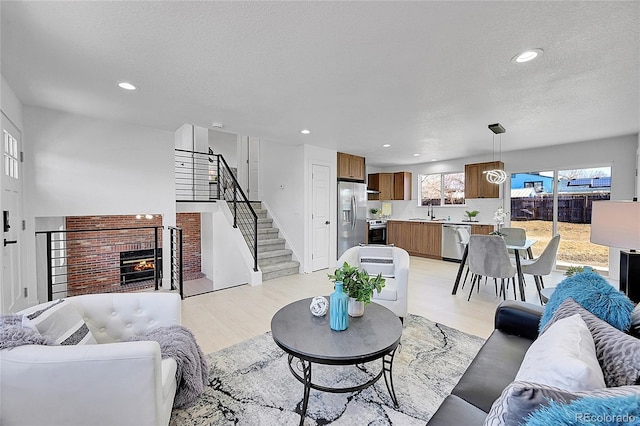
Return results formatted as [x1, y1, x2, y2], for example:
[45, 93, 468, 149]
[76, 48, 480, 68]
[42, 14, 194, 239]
[64, 214, 203, 296]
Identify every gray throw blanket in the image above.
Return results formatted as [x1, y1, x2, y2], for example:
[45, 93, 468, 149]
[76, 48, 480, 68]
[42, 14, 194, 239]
[126, 325, 209, 408]
[0, 313, 53, 350]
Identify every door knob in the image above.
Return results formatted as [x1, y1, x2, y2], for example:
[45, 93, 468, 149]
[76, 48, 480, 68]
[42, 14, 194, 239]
[4, 239, 17, 246]
[325, 221, 330, 225]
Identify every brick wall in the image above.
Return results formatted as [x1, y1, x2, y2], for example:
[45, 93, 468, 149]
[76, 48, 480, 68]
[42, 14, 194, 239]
[65, 215, 163, 296]
[176, 213, 205, 281]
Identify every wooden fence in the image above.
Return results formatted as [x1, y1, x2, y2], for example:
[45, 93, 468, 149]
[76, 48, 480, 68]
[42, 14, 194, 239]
[511, 193, 610, 224]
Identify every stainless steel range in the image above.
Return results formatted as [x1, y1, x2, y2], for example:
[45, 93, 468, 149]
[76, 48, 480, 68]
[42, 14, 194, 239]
[368, 219, 387, 244]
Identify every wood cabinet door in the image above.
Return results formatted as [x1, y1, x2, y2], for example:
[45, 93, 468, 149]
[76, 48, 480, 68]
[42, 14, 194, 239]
[477, 161, 502, 198]
[379, 173, 394, 200]
[393, 172, 412, 200]
[471, 224, 495, 235]
[465, 163, 480, 199]
[368, 173, 380, 200]
[422, 223, 442, 257]
[387, 221, 403, 248]
[349, 155, 365, 181]
[337, 153, 351, 180]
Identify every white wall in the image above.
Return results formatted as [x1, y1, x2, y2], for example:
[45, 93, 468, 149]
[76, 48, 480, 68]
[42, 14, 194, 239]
[22, 106, 176, 297]
[209, 129, 238, 168]
[260, 140, 305, 262]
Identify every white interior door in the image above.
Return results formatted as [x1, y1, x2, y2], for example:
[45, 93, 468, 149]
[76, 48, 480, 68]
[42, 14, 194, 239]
[312, 164, 331, 271]
[1, 112, 24, 313]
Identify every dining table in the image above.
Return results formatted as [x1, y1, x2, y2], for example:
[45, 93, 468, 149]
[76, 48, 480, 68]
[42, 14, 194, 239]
[452, 238, 537, 301]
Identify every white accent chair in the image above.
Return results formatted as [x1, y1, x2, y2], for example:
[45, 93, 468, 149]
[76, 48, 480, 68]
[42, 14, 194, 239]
[336, 245, 410, 320]
[0, 292, 181, 426]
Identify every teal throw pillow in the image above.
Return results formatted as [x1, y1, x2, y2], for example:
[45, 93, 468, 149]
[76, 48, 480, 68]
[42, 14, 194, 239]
[539, 272, 633, 332]
[525, 394, 640, 426]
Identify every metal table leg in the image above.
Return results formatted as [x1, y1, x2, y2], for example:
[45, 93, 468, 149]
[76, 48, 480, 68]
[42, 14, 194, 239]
[514, 251, 526, 301]
[382, 348, 399, 408]
[297, 356, 312, 426]
[452, 245, 469, 295]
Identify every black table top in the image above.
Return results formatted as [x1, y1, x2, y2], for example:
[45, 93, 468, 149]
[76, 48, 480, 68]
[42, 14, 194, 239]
[271, 297, 403, 365]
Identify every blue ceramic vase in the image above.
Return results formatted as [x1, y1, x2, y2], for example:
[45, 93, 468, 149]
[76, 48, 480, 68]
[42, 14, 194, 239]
[330, 281, 349, 331]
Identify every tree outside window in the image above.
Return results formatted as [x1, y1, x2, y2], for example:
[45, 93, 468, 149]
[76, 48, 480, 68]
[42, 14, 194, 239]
[420, 172, 465, 206]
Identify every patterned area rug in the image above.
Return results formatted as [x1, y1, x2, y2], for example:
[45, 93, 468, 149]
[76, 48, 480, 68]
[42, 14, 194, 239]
[170, 314, 485, 425]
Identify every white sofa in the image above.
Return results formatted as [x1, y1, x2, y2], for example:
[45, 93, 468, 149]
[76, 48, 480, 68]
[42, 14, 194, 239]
[337, 245, 410, 319]
[0, 292, 181, 426]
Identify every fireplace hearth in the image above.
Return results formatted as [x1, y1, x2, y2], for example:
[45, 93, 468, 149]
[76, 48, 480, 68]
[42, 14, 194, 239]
[120, 249, 162, 285]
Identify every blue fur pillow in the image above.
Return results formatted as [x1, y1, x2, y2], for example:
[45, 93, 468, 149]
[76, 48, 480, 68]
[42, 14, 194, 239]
[525, 394, 640, 426]
[539, 272, 634, 332]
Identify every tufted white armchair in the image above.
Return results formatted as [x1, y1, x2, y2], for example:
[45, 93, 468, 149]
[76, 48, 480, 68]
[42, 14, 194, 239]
[337, 245, 410, 320]
[0, 292, 181, 426]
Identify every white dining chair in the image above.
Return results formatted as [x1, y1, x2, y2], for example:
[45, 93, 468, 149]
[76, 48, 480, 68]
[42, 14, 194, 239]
[520, 234, 561, 304]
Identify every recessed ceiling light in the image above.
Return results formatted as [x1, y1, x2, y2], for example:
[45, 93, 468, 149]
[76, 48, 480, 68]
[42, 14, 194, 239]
[211, 122, 223, 129]
[382, 144, 391, 148]
[413, 153, 420, 157]
[117, 81, 137, 91]
[512, 48, 544, 63]
[431, 159, 438, 162]
[300, 129, 310, 134]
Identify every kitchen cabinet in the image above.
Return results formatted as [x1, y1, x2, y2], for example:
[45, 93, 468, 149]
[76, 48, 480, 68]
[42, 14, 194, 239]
[337, 152, 365, 182]
[393, 172, 412, 200]
[464, 161, 503, 198]
[471, 224, 494, 235]
[387, 220, 441, 259]
[368, 173, 394, 200]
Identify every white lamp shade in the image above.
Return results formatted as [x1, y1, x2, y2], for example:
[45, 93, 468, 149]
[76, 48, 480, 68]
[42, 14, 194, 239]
[590, 200, 640, 250]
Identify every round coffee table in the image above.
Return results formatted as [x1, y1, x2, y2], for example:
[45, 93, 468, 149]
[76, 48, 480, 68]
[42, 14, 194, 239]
[271, 297, 402, 425]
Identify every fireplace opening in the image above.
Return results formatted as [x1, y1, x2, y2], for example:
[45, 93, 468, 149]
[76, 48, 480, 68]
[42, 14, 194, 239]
[120, 249, 162, 285]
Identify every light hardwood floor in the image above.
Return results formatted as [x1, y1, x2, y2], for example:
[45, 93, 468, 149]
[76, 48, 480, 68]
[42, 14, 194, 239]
[181, 256, 568, 354]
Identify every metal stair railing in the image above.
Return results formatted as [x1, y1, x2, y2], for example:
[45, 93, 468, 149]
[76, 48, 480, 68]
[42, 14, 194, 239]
[174, 148, 258, 272]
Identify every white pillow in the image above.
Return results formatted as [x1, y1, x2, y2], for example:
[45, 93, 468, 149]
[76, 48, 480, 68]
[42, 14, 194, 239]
[515, 314, 605, 392]
[26, 299, 97, 345]
[359, 246, 394, 277]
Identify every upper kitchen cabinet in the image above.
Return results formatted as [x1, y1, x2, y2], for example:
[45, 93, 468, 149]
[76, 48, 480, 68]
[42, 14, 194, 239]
[464, 161, 503, 198]
[393, 172, 412, 200]
[337, 152, 366, 182]
[368, 173, 393, 200]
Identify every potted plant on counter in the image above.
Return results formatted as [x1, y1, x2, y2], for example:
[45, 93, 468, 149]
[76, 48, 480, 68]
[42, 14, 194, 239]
[369, 208, 380, 218]
[328, 262, 386, 317]
[464, 210, 480, 222]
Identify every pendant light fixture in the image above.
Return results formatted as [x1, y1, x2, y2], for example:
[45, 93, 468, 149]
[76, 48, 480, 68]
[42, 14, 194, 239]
[484, 123, 507, 184]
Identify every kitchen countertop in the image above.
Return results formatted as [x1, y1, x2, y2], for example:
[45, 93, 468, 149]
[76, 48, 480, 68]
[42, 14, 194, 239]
[387, 219, 495, 226]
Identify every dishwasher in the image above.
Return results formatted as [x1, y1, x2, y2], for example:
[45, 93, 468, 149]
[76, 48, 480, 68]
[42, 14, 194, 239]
[441, 224, 471, 262]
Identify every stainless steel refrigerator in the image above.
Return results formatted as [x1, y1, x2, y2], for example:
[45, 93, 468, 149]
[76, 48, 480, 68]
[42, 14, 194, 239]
[337, 181, 367, 259]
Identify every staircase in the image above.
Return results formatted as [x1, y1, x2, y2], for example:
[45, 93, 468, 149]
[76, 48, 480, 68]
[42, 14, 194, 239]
[246, 202, 300, 281]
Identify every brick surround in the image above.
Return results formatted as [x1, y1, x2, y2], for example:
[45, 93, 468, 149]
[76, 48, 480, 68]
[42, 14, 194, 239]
[65, 215, 163, 296]
[176, 213, 205, 281]
[64, 214, 204, 296]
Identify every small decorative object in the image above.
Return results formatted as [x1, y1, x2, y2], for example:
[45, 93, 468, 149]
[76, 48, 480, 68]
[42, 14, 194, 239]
[309, 296, 328, 317]
[490, 205, 510, 236]
[464, 210, 480, 222]
[369, 208, 380, 218]
[348, 298, 365, 317]
[564, 265, 594, 277]
[328, 262, 386, 317]
[329, 281, 349, 331]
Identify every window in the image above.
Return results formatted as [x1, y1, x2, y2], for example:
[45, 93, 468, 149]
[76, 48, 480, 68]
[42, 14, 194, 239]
[419, 172, 465, 206]
[3, 129, 19, 179]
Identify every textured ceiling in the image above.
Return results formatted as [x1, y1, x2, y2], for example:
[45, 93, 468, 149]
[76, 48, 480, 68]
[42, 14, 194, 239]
[1, 1, 638, 166]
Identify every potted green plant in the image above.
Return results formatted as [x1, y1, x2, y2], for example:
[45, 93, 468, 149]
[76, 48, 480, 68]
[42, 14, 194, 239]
[369, 208, 380, 218]
[464, 210, 480, 222]
[328, 262, 386, 317]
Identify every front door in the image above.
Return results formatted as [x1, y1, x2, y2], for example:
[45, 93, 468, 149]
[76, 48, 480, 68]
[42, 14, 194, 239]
[1, 112, 25, 313]
[312, 164, 331, 271]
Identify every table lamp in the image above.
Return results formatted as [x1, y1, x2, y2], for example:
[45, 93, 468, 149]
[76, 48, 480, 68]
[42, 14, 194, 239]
[590, 199, 640, 302]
